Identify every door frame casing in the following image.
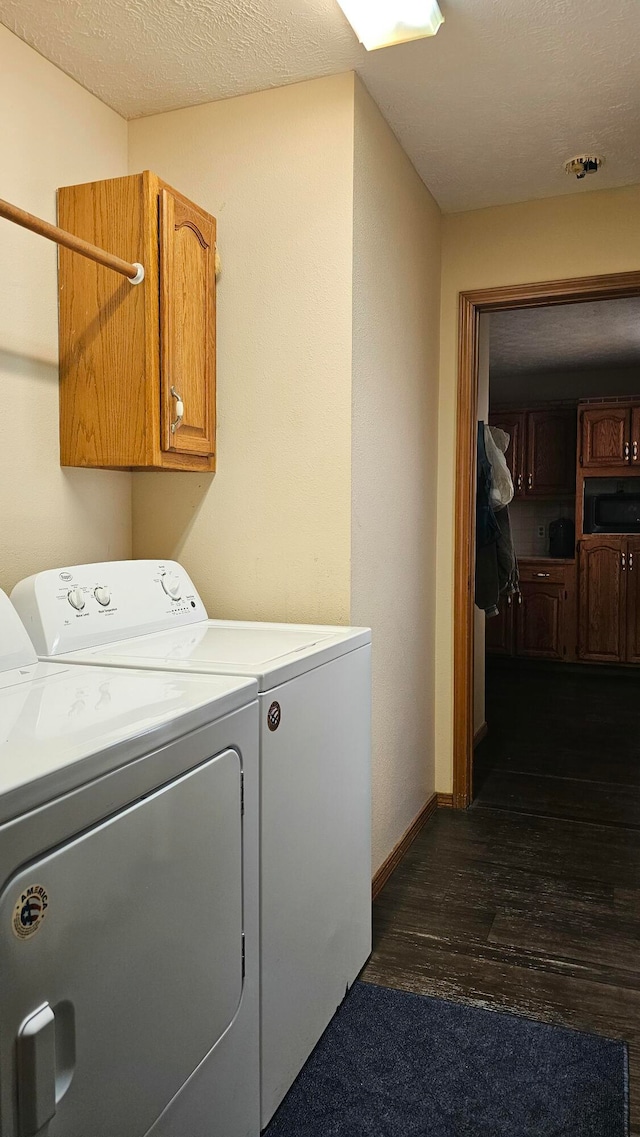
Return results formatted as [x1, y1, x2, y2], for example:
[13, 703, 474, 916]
[453, 270, 640, 809]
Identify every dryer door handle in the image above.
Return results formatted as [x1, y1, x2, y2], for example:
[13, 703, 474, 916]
[17, 1003, 57, 1136]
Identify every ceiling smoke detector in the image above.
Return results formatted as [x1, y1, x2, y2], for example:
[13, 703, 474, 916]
[564, 154, 604, 180]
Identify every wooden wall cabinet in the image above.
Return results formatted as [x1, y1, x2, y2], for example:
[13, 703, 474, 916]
[489, 408, 576, 497]
[577, 536, 640, 663]
[579, 403, 640, 471]
[58, 170, 217, 471]
[488, 411, 526, 493]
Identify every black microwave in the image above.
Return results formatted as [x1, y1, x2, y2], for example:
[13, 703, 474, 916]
[585, 493, 640, 533]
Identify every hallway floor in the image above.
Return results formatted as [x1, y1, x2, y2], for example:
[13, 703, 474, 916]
[362, 661, 640, 1134]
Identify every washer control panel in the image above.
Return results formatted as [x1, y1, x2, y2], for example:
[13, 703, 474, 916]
[11, 561, 208, 657]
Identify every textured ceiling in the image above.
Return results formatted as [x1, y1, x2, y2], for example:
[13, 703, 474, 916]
[490, 298, 640, 377]
[2, 0, 640, 211]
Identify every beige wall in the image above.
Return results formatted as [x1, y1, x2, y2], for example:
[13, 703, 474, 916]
[129, 75, 355, 624]
[351, 81, 441, 870]
[436, 185, 640, 791]
[0, 25, 131, 592]
[130, 74, 443, 872]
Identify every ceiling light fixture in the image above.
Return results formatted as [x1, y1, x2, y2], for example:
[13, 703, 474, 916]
[564, 154, 604, 180]
[336, 0, 444, 51]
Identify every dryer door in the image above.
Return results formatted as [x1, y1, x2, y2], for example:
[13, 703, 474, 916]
[0, 748, 243, 1137]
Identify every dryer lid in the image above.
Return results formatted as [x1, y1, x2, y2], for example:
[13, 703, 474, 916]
[0, 664, 257, 824]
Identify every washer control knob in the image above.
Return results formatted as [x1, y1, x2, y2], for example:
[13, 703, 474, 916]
[94, 586, 111, 607]
[161, 573, 182, 600]
[67, 587, 85, 611]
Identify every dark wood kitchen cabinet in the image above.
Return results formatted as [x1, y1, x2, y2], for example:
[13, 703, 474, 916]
[516, 580, 565, 660]
[624, 536, 640, 664]
[525, 409, 576, 496]
[486, 560, 575, 660]
[489, 407, 575, 497]
[580, 406, 631, 469]
[488, 411, 526, 494]
[579, 401, 640, 471]
[577, 538, 627, 662]
[633, 409, 640, 468]
[485, 595, 514, 656]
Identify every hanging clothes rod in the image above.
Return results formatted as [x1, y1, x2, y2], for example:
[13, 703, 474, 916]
[0, 196, 145, 284]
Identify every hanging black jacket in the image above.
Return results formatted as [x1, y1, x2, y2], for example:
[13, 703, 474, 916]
[475, 422, 519, 616]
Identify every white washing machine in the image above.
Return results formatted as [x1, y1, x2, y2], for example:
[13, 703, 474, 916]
[0, 588, 260, 1137]
[12, 559, 372, 1129]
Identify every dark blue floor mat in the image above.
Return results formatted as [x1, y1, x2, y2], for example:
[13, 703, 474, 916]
[265, 980, 628, 1136]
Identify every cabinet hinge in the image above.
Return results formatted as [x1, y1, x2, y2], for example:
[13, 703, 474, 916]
[242, 933, 246, 979]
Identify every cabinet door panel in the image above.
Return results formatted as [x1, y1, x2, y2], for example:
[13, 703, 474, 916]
[58, 173, 152, 468]
[577, 538, 626, 662]
[485, 596, 514, 656]
[516, 582, 564, 659]
[489, 412, 525, 495]
[580, 407, 630, 468]
[161, 188, 216, 457]
[525, 409, 576, 496]
[631, 408, 640, 468]
[625, 538, 640, 663]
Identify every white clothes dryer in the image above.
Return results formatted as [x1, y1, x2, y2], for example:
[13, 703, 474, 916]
[0, 588, 259, 1137]
[12, 560, 372, 1128]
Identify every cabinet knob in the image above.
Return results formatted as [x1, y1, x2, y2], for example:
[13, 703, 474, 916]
[622, 551, 627, 570]
[516, 474, 523, 492]
[633, 441, 638, 462]
[534, 572, 550, 578]
[625, 442, 630, 460]
[170, 386, 184, 434]
[527, 473, 533, 490]
[630, 552, 634, 572]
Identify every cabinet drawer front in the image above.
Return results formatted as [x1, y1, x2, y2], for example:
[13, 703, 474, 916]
[519, 562, 568, 585]
[161, 188, 216, 457]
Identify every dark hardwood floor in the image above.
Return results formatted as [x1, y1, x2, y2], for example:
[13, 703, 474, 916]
[362, 660, 640, 1133]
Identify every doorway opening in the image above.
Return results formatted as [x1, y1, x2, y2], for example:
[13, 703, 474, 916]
[453, 272, 640, 810]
